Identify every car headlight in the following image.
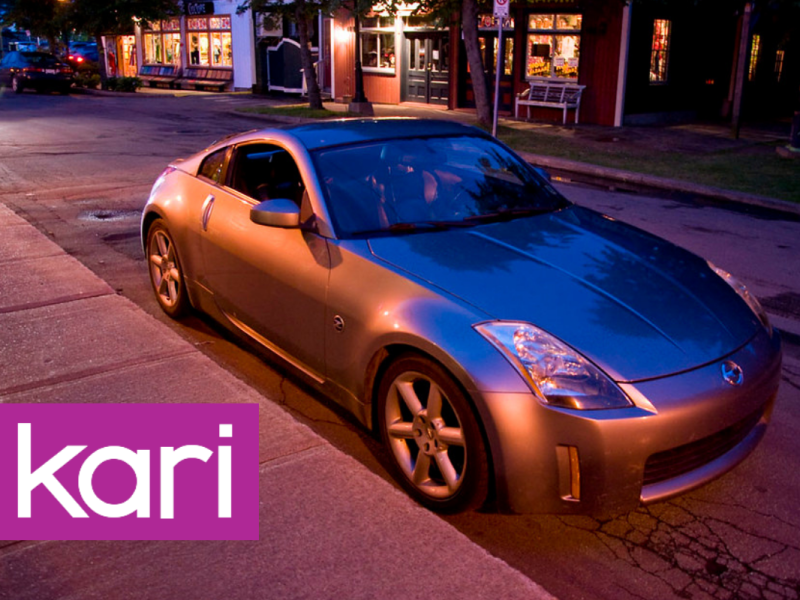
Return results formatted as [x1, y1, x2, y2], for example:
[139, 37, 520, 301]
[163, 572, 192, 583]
[475, 322, 633, 410]
[707, 262, 772, 334]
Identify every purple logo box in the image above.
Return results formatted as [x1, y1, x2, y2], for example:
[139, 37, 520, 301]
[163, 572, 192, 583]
[0, 404, 259, 541]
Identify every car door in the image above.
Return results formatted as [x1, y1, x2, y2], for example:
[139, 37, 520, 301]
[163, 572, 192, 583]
[199, 141, 331, 380]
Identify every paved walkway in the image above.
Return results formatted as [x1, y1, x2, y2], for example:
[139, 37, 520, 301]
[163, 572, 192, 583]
[0, 202, 555, 599]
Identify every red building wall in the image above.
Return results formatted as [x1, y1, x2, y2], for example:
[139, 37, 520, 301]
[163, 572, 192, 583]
[332, 11, 401, 104]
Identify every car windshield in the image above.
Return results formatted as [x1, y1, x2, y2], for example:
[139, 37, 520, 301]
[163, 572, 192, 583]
[312, 134, 569, 237]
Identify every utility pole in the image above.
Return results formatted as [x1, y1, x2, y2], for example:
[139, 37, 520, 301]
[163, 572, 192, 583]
[348, 11, 373, 116]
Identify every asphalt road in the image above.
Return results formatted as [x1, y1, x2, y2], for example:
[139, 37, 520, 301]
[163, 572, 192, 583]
[2, 90, 799, 600]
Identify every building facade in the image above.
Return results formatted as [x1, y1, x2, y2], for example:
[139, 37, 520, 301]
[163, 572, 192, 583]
[98, 0, 797, 127]
[329, 0, 798, 126]
[103, 0, 256, 91]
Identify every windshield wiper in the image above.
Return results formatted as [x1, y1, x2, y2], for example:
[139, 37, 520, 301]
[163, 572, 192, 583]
[463, 207, 555, 224]
[351, 221, 468, 237]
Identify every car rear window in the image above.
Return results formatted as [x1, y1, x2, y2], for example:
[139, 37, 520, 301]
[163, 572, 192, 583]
[23, 53, 61, 67]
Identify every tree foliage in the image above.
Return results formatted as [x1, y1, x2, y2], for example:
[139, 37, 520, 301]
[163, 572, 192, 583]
[4, 0, 174, 77]
[4, 0, 68, 52]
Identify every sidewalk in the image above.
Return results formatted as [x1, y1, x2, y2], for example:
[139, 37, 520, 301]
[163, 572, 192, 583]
[0, 202, 554, 599]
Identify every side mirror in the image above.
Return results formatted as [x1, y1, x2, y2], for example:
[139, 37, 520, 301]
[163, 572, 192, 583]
[250, 199, 300, 228]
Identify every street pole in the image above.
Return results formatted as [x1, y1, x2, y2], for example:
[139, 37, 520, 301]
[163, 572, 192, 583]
[491, 0, 509, 137]
[492, 19, 503, 138]
[349, 12, 374, 116]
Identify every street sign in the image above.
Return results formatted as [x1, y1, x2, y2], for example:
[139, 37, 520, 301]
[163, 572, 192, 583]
[493, 0, 509, 18]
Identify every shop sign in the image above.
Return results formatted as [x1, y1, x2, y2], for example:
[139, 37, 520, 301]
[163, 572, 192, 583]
[185, 1, 214, 16]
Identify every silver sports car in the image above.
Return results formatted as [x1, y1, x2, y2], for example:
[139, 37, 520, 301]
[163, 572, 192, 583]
[142, 118, 782, 517]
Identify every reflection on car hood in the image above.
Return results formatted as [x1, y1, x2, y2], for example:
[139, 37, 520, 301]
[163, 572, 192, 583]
[368, 206, 760, 382]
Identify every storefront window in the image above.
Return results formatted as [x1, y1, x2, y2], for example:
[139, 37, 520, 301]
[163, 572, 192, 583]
[493, 37, 514, 76]
[143, 19, 181, 65]
[188, 16, 233, 68]
[361, 16, 396, 72]
[478, 15, 515, 30]
[748, 34, 760, 82]
[526, 14, 581, 80]
[120, 36, 137, 78]
[650, 19, 671, 83]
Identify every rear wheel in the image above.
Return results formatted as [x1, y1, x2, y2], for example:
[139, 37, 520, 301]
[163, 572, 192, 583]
[146, 220, 190, 318]
[378, 354, 490, 513]
[12, 76, 23, 94]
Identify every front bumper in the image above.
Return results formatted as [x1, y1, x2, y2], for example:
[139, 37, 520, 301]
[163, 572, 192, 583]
[479, 328, 782, 517]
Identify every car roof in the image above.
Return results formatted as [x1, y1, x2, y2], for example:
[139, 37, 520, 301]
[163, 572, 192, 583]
[20, 51, 57, 58]
[276, 118, 487, 151]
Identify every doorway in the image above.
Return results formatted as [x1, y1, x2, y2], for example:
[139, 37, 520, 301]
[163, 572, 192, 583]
[460, 33, 514, 112]
[404, 33, 449, 104]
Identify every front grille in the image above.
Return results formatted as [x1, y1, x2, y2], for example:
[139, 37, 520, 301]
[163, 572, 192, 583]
[642, 408, 763, 486]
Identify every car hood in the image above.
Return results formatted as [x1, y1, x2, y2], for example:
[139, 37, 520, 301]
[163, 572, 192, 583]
[368, 206, 760, 382]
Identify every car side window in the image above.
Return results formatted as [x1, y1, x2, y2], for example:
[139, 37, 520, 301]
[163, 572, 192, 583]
[228, 143, 305, 206]
[198, 148, 228, 184]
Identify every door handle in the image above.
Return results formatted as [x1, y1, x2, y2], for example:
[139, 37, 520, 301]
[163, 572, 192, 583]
[201, 194, 215, 231]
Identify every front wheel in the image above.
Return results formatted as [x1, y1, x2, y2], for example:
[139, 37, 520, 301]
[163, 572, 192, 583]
[146, 220, 190, 318]
[378, 354, 490, 513]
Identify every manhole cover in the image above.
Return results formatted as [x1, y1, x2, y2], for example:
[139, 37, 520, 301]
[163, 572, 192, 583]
[77, 209, 140, 222]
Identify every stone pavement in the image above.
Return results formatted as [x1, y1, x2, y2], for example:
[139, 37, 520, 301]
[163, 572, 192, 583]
[0, 202, 555, 599]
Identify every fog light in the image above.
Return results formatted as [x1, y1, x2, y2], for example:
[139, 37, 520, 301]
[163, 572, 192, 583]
[557, 445, 581, 501]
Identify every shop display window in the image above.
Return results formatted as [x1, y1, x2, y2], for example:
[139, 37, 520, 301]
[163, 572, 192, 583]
[188, 16, 233, 68]
[525, 14, 581, 80]
[650, 19, 671, 83]
[494, 36, 514, 76]
[144, 19, 181, 66]
[748, 34, 761, 82]
[361, 16, 396, 72]
[478, 15, 515, 30]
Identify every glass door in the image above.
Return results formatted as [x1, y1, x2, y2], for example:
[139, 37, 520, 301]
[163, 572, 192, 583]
[405, 33, 449, 104]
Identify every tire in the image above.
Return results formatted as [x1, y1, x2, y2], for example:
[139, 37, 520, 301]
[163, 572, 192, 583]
[12, 76, 23, 94]
[146, 220, 191, 318]
[377, 354, 490, 513]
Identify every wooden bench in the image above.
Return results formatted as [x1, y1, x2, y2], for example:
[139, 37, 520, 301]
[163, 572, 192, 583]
[515, 82, 586, 125]
[175, 68, 232, 92]
[138, 65, 179, 89]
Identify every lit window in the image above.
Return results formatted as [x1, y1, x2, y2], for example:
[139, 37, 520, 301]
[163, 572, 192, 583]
[748, 34, 761, 82]
[187, 16, 233, 68]
[525, 14, 581, 80]
[360, 16, 396, 72]
[143, 19, 182, 66]
[650, 19, 671, 83]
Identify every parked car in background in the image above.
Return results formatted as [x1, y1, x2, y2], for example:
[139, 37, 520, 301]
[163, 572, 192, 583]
[67, 41, 99, 65]
[141, 118, 782, 517]
[0, 51, 73, 94]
